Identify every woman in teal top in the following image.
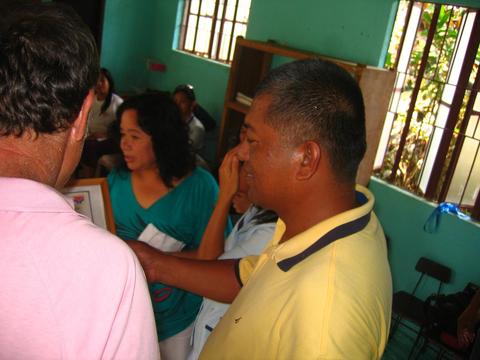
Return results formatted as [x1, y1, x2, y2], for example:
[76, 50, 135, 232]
[107, 92, 228, 359]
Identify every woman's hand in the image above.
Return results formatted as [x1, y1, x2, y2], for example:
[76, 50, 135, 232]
[218, 147, 241, 204]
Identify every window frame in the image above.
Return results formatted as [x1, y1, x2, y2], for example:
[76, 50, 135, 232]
[375, 0, 480, 220]
[178, 0, 251, 64]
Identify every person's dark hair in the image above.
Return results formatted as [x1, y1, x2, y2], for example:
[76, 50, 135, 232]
[173, 84, 217, 131]
[173, 84, 196, 102]
[251, 207, 278, 225]
[0, 3, 99, 136]
[99, 68, 115, 114]
[255, 58, 366, 183]
[112, 92, 196, 187]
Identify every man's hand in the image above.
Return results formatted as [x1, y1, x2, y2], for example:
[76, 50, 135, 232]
[126, 240, 241, 302]
[126, 240, 163, 283]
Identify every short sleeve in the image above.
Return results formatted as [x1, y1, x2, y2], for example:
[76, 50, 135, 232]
[237, 255, 259, 286]
[106, 247, 160, 359]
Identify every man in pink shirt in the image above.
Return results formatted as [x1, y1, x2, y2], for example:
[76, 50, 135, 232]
[0, 3, 159, 359]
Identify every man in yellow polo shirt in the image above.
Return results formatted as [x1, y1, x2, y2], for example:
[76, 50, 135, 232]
[129, 58, 392, 359]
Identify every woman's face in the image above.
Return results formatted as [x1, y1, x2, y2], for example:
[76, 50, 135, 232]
[120, 109, 157, 172]
[95, 73, 110, 97]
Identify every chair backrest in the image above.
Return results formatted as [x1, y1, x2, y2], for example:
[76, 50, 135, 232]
[412, 257, 452, 295]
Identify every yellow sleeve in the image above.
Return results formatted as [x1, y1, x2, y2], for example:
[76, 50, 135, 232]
[235, 255, 259, 286]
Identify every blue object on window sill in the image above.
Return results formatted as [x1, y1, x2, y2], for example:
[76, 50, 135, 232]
[423, 202, 471, 233]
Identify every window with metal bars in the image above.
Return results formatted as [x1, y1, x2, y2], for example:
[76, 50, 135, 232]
[374, 1, 480, 220]
[178, 0, 252, 64]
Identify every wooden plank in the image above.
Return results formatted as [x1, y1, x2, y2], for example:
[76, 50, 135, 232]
[357, 67, 396, 186]
[237, 37, 360, 75]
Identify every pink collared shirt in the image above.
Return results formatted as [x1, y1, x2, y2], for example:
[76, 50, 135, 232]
[0, 177, 160, 359]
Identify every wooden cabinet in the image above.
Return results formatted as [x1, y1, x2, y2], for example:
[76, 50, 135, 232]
[217, 37, 396, 185]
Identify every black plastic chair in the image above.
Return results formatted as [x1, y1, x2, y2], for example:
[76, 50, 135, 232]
[390, 257, 452, 358]
[413, 283, 480, 359]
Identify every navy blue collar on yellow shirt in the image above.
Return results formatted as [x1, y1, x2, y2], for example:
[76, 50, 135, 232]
[277, 191, 371, 272]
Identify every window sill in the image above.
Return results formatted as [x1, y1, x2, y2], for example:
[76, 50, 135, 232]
[173, 49, 231, 69]
[369, 176, 480, 228]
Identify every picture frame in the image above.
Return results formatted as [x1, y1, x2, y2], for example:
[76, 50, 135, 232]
[61, 177, 116, 234]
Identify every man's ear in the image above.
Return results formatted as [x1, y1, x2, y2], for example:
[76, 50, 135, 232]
[295, 141, 321, 180]
[71, 90, 94, 142]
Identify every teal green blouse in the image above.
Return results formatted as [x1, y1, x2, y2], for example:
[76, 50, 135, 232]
[108, 167, 231, 340]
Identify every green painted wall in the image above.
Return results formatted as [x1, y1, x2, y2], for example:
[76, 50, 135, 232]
[246, 0, 397, 67]
[99, 0, 480, 114]
[144, 0, 230, 162]
[100, 0, 157, 92]
[102, 0, 229, 162]
[100, 0, 480, 295]
[370, 178, 480, 297]
[101, 0, 399, 162]
[146, 0, 229, 121]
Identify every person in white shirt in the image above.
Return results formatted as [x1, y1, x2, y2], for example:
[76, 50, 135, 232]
[80, 68, 123, 176]
[88, 68, 123, 138]
[188, 150, 277, 359]
[173, 84, 205, 153]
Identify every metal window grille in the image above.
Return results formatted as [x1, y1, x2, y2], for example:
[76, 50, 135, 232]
[374, 1, 480, 220]
[179, 0, 251, 64]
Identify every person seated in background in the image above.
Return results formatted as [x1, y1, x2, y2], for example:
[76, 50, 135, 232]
[80, 67, 123, 176]
[458, 289, 480, 359]
[193, 102, 217, 132]
[188, 146, 278, 360]
[89, 68, 123, 138]
[0, 3, 159, 359]
[107, 92, 229, 360]
[173, 84, 206, 153]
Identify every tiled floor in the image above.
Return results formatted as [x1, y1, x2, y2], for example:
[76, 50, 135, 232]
[383, 326, 462, 359]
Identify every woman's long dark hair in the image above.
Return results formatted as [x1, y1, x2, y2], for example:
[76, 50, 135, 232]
[111, 92, 196, 187]
[99, 68, 115, 114]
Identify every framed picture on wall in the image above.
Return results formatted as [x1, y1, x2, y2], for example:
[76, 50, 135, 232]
[61, 177, 116, 234]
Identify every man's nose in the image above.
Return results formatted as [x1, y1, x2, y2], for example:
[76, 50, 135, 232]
[236, 139, 249, 161]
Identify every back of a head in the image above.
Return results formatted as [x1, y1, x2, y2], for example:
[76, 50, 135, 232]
[256, 58, 366, 183]
[0, 3, 99, 136]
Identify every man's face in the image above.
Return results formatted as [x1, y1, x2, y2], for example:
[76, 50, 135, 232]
[173, 92, 194, 123]
[237, 94, 295, 211]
